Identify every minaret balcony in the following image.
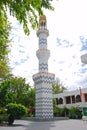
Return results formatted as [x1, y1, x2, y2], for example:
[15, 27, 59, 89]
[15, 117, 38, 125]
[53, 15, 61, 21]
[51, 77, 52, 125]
[36, 49, 50, 61]
[81, 53, 87, 64]
[36, 29, 49, 37]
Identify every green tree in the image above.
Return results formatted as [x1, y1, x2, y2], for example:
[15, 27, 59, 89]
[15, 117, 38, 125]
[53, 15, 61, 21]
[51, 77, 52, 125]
[0, 7, 12, 79]
[0, 0, 55, 35]
[28, 87, 35, 107]
[53, 105, 61, 117]
[69, 106, 80, 119]
[6, 77, 30, 105]
[0, 81, 8, 107]
[61, 106, 69, 117]
[0, 77, 35, 108]
[28, 87, 35, 116]
[52, 78, 67, 94]
[52, 78, 67, 116]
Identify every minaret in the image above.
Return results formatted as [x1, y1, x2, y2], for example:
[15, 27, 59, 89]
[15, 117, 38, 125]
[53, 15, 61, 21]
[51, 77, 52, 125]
[33, 15, 55, 119]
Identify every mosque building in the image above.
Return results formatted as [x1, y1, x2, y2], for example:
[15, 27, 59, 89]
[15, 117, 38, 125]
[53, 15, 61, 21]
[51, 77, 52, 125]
[53, 88, 87, 108]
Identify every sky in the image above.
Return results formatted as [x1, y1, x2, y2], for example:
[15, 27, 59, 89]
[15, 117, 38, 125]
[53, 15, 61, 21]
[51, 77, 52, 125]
[8, 0, 87, 90]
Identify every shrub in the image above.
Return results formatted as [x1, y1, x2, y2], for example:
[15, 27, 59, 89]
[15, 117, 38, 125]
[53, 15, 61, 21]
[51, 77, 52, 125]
[28, 107, 35, 117]
[53, 106, 62, 117]
[0, 107, 7, 114]
[8, 114, 14, 125]
[0, 107, 8, 123]
[61, 106, 69, 117]
[69, 106, 78, 119]
[0, 114, 8, 123]
[6, 103, 28, 125]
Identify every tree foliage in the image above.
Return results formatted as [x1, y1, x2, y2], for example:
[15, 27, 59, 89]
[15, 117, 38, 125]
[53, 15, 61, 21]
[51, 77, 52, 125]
[6, 103, 28, 119]
[52, 78, 67, 94]
[5, 77, 30, 105]
[0, 77, 35, 108]
[28, 87, 35, 107]
[0, 7, 12, 79]
[0, 0, 56, 79]
[0, 0, 55, 35]
[0, 81, 8, 107]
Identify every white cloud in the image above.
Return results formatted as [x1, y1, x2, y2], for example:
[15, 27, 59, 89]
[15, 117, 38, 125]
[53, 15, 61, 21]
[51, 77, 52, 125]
[8, 0, 87, 90]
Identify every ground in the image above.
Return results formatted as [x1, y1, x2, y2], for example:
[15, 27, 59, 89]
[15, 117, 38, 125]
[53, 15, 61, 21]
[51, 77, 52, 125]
[0, 119, 87, 130]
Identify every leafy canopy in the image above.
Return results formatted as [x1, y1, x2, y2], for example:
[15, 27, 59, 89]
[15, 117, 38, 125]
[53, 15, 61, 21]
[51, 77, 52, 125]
[0, 0, 55, 35]
[0, 77, 35, 108]
[0, 7, 12, 79]
[52, 78, 67, 94]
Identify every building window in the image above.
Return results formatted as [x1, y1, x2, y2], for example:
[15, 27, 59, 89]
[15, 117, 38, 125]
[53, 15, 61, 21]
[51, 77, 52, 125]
[76, 95, 81, 102]
[66, 96, 71, 104]
[59, 98, 63, 104]
[71, 95, 75, 103]
[84, 93, 87, 102]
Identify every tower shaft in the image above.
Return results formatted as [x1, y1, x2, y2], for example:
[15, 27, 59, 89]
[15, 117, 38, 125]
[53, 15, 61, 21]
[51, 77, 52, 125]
[33, 15, 55, 119]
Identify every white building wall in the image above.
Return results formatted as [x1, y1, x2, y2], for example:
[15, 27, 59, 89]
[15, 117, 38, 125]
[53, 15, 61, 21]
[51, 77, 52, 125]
[53, 88, 87, 108]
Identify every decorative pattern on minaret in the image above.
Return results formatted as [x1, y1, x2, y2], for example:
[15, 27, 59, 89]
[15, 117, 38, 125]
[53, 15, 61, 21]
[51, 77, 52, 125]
[33, 15, 55, 119]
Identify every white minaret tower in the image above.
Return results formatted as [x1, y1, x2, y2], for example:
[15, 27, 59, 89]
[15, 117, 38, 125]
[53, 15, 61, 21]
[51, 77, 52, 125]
[33, 15, 55, 119]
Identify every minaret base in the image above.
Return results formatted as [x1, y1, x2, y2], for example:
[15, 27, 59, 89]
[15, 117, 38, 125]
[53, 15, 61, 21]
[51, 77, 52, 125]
[33, 72, 55, 119]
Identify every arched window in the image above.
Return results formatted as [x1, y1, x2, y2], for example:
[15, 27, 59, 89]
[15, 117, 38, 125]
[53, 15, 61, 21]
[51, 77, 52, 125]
[59, 98, 63, 104]
[76, 95, 81, 102]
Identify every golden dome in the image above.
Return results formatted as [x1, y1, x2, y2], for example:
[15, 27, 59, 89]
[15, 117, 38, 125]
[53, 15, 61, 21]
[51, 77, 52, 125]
[39, 15, 46, 20]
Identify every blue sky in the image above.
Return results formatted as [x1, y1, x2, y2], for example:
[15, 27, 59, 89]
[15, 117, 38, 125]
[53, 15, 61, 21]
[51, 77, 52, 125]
[9, 0, 87, 90]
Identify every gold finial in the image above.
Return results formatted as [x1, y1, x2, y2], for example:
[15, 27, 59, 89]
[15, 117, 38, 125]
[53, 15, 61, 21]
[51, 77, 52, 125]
[39, 15, 46, 21]
[39, 15, 47, 30]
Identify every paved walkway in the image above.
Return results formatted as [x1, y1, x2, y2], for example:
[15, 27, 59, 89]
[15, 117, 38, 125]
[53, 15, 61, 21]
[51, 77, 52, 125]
[0, 119, 87, 130]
